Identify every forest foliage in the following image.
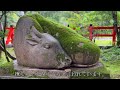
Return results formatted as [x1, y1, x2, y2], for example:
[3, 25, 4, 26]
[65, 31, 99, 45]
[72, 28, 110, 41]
[1, 11, 120, 41]
[1, 11, 120, 34]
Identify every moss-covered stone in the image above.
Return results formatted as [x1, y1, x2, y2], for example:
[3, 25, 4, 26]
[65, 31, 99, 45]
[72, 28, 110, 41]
[17, 14, 100, 65]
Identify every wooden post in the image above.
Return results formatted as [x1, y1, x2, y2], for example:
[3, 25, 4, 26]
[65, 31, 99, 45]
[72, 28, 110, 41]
[112, 26, 116, 46]
[88, 24, 93, 41]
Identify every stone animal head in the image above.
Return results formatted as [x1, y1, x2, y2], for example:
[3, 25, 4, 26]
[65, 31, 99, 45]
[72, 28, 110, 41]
[13, 17, 72, 69]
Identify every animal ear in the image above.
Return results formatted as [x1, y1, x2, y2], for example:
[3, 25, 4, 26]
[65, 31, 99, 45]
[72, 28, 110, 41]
[25, 26, 43, 46]
[26, 39, 39, 46]
[31, 26, 42, 38]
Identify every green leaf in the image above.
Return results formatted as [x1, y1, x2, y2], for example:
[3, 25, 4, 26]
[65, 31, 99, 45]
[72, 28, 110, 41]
[0, 31, 5, 38]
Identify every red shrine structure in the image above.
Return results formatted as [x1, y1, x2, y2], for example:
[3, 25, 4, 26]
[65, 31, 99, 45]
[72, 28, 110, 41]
[88, 24, 120, 46]
[5, 25, 15, 45]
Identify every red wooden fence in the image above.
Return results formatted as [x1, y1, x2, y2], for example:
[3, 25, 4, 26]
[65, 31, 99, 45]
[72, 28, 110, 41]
[88, 25, 120, 45]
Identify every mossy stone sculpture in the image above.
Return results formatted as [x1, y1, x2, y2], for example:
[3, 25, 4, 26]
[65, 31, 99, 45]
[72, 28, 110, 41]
[13, 14, 100, 69]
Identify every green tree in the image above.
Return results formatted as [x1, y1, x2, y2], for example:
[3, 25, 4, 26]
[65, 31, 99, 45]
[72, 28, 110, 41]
[0, 11, 16, 60]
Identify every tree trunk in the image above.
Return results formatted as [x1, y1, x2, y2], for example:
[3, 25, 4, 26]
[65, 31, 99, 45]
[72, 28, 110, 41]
[24, 11, 27, 14]
[0, 50, 1, 58]
[0, 45, 16, 60]
[112, 11, 120, 46]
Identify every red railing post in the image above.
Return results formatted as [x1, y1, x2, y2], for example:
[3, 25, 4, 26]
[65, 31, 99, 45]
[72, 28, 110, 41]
[112, 26, 116, 46]
[88, 24, 93, 41]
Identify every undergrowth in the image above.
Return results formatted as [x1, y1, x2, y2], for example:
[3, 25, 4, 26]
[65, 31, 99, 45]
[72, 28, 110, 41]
[100, 46, 120, 79]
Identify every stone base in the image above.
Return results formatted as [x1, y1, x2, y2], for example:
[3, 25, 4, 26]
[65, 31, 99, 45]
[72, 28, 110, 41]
[13, 60, 110, 79]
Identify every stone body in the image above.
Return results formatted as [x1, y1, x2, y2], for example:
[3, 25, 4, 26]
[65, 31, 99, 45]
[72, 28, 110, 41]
[14, 14, 100, 69]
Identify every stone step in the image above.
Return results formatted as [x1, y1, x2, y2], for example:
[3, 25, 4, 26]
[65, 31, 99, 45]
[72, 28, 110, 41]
[0, 75, 39, 79]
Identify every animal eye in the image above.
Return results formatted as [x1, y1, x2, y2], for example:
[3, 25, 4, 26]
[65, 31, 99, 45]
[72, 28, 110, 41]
[43, 43, 51, 49]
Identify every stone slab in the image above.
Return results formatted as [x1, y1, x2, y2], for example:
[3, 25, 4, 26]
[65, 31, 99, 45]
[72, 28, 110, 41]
[13, 60, 110, 79]
[0, 75, 40, 79]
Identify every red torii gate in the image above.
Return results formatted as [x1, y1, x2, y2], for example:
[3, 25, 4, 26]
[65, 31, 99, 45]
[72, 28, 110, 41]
[88, 25, 120, 46]
[0, 23, 15, 45]
[5, 25, 15, 45]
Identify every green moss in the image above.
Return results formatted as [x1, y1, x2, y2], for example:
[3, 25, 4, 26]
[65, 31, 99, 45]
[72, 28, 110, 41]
[56, 53, 66, 61]
[56, 53, 66, 66]
[19, 14, 100, 62]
